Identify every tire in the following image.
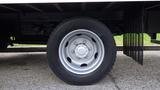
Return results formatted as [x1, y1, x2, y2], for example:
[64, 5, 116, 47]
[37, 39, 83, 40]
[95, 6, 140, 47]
[47, 18, 116, 85]
[0, 41, 8, 49]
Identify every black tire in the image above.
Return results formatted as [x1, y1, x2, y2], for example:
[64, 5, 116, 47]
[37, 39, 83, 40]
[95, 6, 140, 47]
[0, 41, 8, 49]
[47, 18, 116, 85]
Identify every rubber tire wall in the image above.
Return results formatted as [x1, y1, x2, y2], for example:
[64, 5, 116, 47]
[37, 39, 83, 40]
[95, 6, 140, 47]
[47, 18, 116, 85]
[0, 41, 8, 49]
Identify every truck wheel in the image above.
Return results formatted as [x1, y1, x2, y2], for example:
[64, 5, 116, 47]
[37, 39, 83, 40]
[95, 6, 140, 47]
[0, 41, 8, 49]
[47, 18, 116, 85]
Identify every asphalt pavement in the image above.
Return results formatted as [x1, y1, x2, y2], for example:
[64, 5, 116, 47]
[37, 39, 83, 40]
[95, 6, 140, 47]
[0, 51, 160, 90]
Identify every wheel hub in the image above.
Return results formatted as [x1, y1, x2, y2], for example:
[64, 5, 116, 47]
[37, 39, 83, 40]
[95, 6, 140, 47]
[59, 29, 105, 74]
[75, 44, 89, 58]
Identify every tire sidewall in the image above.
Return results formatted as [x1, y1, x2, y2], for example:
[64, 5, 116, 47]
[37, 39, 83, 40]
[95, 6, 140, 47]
[47, 18, 116, 85]
[0, 41, 8, 49]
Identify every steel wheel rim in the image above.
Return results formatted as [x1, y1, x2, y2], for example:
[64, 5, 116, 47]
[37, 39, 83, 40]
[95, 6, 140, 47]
[59, 29, 105, 74]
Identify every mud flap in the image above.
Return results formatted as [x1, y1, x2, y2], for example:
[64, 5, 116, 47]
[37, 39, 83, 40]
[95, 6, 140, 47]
[123, 5, 145, 65]
[123, 33, 143, 64]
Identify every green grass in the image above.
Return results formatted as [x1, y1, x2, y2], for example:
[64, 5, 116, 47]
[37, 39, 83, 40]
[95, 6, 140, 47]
[114, 33, 160, 46]
[8, 33, 160, 47]
[114, 35, 123, 46]
[8, 44, 46, 48]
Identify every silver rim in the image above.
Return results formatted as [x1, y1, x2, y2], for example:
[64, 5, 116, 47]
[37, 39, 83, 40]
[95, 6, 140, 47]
[59, 29, 105, 74]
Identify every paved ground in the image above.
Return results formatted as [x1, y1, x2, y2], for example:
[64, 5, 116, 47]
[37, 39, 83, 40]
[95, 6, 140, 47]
[0, 51, 160, 90]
